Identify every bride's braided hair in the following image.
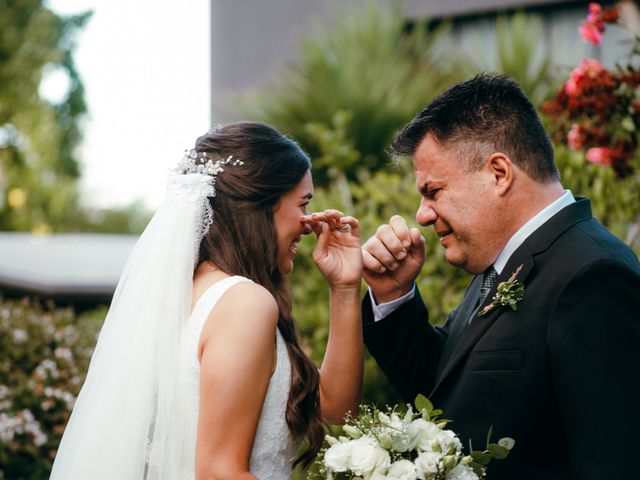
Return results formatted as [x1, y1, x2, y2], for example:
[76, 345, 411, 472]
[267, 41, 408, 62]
[195, 122, 324, 467]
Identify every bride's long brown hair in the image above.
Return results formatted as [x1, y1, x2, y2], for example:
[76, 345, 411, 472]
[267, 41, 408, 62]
[195, 122, 323, 467]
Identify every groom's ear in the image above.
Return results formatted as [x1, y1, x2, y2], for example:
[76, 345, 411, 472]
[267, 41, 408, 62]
[487, 152, 514, 196]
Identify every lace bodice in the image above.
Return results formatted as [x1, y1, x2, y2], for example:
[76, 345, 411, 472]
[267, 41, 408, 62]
[181, 275, 297, 479]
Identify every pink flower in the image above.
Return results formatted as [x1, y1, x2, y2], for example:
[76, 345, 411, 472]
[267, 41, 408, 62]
[588, 2, 602, 21]
[579, 20, 603, 46]
[586, 147, 614, 166]
[567, 124, 585, 151]
[579, 3, 618, 46]
[564, 59, 606, 96]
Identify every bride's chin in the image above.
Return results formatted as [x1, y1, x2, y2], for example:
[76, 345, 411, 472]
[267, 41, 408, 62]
[279, 258, 294, 276]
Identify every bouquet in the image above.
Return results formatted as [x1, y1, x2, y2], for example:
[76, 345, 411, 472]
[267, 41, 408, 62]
[311, 395, 514, 480]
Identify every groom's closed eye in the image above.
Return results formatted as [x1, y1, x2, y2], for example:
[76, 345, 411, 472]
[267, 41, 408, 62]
[421, 187, 441, 199]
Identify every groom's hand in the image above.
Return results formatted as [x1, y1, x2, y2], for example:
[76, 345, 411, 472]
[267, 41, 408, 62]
[362, 215, 425, 304]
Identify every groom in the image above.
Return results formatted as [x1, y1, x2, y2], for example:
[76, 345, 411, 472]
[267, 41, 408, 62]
[362, 74, 640, 479]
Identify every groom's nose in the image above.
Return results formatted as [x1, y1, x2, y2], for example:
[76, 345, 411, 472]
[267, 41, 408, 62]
[416, 199, 437, 226]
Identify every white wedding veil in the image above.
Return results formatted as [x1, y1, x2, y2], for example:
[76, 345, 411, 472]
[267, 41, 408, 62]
[50, 167, 219, 479]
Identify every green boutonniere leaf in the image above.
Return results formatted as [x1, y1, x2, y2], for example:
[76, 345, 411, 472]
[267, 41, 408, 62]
[479, 264, 525, 316]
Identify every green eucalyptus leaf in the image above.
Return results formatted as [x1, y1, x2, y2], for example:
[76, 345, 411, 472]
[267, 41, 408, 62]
[487, 444, 510, 460]
[414, 394, 433, 413]
[471, 451, 492, 465]
[498, 437, 516, 450]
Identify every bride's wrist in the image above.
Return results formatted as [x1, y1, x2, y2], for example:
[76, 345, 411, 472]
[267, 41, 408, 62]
[329, 284, 361, 295]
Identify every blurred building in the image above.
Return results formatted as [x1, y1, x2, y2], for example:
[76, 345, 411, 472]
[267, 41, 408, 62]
[211, 0, 637, 119]
[0, 232, 136, 306]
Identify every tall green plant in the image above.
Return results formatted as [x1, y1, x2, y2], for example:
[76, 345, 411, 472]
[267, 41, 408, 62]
[234, 1, 466, 184]
[465, 11, 559, 104]
[0, 1, 91, 232]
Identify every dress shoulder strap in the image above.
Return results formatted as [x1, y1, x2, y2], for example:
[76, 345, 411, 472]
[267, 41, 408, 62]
[189, 275, 252, 328]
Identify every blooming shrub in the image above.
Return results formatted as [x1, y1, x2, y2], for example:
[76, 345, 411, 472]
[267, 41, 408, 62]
[0, 297, 101, 480]
[578, 2, 620, 46]
[540, 3, 640, 177]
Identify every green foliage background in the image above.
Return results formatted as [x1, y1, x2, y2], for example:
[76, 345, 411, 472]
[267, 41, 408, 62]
[0, 1, 638, 478]
[242, 3, 640, 417]
[0, 0, 151, 235]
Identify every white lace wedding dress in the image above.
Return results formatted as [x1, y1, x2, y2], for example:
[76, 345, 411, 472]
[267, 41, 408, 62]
[180, 275, 297, 479]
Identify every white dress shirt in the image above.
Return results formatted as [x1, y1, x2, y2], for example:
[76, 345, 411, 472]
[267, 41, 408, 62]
[370, 190, 576, 321]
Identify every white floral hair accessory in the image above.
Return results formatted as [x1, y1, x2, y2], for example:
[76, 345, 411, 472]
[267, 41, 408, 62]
[174, 149, 244, 180]
[166, 149, 244, 264]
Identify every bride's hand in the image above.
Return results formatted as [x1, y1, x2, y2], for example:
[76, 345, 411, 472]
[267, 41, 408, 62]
[302, 210, 363, 288]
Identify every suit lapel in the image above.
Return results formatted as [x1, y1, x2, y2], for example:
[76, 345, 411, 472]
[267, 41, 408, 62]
[430, 197, 593, 396]
[431, 245, 535, 396]
[435, 275, 482, 378]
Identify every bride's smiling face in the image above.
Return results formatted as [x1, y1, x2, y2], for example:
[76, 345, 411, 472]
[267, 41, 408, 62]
[273, 170, 314, 275]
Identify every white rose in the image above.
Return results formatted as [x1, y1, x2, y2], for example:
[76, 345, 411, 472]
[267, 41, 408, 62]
[386, 459, 418, 480]
[379, 413, 411, 453]
[414, 451, 441, 479]
[390, 431, 411, 453]
[348, 436, 391, 478]
[434, 429, 462, 455]
[446, 464, 479, 480]
[407, 418, 441, 451]
[324, 440, 353, 472]
[370, 472, 388, 480]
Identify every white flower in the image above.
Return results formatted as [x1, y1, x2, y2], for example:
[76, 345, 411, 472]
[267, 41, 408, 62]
[12, 329, 27, 343]
[324, 440, 353, 472]
[0, 410, 47, 446]
[446, 464, 479, 480]
[348, 436, 391, 478]
[390, 431, 411, 453]
[386, 459, 417, 480]
[369, 472, 388, 480]
[380, 412, 412, 452]
[414, 451, 441, 479]
[407, 418, 441, 451]
[34, 359, 59, 380]
[54, 347, 73, 362]
[434, 429, 462, 455]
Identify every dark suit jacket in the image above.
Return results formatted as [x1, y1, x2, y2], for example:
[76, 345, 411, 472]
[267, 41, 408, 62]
[363, 198, 640, 479]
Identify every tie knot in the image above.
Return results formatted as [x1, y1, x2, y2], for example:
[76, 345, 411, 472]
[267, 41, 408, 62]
[482, 266, 498, 290]
[478, 267, 498, 305]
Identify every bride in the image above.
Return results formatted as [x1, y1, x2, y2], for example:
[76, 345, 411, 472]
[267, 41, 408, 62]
[49, 122, 364, 479]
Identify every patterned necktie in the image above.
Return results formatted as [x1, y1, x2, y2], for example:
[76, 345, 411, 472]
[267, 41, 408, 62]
[467, 266, 498, 325]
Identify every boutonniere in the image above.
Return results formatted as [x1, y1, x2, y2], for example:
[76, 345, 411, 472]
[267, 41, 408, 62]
[479, 264, 525, 316]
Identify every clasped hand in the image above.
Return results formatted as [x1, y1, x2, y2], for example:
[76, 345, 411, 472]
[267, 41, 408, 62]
[361, 215, 426, 304]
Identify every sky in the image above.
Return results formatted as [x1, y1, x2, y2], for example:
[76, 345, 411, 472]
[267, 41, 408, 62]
[45, 0, 211, 210]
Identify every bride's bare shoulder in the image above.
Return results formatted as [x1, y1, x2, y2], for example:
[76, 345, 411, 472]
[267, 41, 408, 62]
[198, 278, 278, 343]
[219, 280, 278, 319]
